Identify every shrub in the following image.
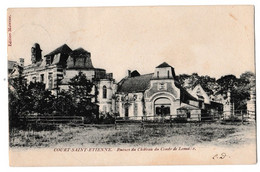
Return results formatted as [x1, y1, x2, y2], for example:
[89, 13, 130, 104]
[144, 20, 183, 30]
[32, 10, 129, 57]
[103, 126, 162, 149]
[173, 117, 187, 123]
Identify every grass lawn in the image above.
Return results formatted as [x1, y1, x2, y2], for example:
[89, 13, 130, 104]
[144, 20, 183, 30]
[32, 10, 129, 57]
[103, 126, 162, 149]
[9, 122, 256, 148]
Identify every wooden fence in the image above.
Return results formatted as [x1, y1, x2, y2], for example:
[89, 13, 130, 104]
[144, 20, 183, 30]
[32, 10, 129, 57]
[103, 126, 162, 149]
[17, 110, 255, 127]
[222, 110, 256, 121]
[19, 115, 84, 124]
[114, 110, 255, 128]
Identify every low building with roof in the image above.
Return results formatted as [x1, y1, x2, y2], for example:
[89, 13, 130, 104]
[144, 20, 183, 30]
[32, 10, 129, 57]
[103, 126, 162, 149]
[189, 84, 223, 117]
[10, 43, 116, 114]
[177, 104, 201, 121]
[115, 62, 221, 120]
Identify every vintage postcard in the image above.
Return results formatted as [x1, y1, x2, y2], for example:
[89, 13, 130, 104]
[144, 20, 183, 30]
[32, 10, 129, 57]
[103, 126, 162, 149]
[7, 6, 256, 166]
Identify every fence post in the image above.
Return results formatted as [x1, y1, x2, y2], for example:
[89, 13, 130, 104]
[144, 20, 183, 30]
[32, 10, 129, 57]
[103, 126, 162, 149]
[170, 115, 173, 127]
[241, 111, 244, 123]
[114, 116, 117, 129]
[141, 116, 144, 129]
[81, 117, 84, 124]
[162, 115, 164, 124]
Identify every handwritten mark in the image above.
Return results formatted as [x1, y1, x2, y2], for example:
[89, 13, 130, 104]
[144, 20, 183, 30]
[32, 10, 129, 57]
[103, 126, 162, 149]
[212, 153, 231, 160]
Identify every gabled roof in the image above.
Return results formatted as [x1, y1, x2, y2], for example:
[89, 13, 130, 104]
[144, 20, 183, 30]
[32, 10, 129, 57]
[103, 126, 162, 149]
[117, 72, 197, 103]
[130, 70, 140, 77]
[44, 44, 72, 57]
[193, 84, 206, 92]
[174, 81, 197, 101]
[156, 62, 172, 68]
[192, 84, 211, 101]
[117, 73, 153, 93]
[155, 62, 176, 78]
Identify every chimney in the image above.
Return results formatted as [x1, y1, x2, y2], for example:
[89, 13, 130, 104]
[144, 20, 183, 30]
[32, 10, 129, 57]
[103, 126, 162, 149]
[127, 70, 131, 77]
[19, 58, 24, 67]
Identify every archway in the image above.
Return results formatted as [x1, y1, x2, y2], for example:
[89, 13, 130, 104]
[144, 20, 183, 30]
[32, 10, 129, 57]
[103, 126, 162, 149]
[154, 97, 171, 116]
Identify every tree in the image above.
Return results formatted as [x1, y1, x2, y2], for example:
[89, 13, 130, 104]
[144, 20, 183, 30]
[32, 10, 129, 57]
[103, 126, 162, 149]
[28, 81, 55, 114]
[176, 73, 216, 95]
[194, 75, 216, 95]
[68, 71, 94, 103]
[9, 73, 34, 129]
[9, 75, 30, 114]
[54, 90, 76, 116]
[68, 71, 99, 122]
[240, 71, 255, 89]
[240, 71, 255, 83]
[9, 72, 57, 129]
[175, 74, 190, 86]
[237, 71, 255, 110]
[217, 74, 253, 110]
[216, 75, 238, 93]
[176, 72, 255, 111]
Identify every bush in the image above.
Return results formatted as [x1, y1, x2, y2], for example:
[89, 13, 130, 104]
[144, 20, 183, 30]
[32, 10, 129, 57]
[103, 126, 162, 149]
[98, 113, 115, 124]
[223, 116, 242, 122]
[173, 117, 187, 123]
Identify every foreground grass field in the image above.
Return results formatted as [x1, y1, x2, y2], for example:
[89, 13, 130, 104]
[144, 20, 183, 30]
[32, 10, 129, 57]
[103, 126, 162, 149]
[9, 122, 256, 148]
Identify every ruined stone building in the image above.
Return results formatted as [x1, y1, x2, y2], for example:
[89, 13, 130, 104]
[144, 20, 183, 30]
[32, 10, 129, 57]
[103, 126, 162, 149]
[9, 43, 116, 114]
[9, 43, 228, 120]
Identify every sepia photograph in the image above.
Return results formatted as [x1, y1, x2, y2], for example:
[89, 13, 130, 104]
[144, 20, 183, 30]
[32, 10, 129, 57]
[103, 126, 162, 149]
[7, 6, 256, 166]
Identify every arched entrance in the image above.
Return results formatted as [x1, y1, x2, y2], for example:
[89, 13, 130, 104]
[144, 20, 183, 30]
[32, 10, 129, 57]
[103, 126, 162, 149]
[154, 97, 171, 116]
[123, 102, 131, 118]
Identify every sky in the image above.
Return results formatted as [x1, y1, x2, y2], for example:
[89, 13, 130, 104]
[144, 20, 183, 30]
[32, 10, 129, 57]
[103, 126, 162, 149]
[7, 6, 255, 82]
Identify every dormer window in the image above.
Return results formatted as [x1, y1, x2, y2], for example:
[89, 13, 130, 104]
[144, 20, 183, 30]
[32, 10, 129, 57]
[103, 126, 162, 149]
[157, 71, 159, 78]
[46, 56, 51, 65]
[167, 70, 170, 78]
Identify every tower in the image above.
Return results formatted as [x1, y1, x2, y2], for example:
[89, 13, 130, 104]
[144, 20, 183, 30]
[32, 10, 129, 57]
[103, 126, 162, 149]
[31, 43, 42, 64]
[152, 62, 176, 80]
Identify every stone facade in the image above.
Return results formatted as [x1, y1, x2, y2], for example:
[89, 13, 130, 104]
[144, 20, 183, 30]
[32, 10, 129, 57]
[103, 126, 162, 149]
[9, 43, 225, 119]
[115, 62, 222, 120]
[12, 43, 116, 114]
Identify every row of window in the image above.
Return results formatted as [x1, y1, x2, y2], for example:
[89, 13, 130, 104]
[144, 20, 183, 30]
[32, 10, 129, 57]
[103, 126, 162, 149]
[31, 75, 109, 95]
[30, 73, 53, 89]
